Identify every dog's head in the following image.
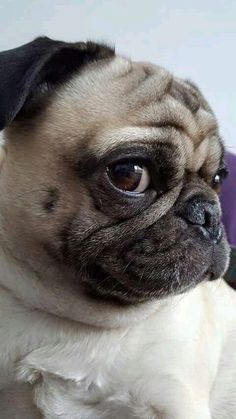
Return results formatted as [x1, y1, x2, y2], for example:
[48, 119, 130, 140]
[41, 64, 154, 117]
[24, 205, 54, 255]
[0, 37, 230, 314]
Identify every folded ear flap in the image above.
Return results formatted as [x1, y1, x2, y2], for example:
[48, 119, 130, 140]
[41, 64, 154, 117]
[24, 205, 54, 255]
[0, 36, 114, 130]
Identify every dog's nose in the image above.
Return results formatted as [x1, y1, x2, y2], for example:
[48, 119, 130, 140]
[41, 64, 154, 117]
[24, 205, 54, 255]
[179, 196, 222, 243]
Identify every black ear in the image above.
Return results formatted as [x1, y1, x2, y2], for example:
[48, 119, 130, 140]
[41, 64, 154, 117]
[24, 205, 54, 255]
[0, 36, 114, 130]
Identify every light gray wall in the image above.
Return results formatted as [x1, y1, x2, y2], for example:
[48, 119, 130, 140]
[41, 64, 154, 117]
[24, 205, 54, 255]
[0, 0, 235, 151]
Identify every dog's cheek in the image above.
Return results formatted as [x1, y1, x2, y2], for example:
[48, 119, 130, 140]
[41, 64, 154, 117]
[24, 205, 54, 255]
[38, 184, 117, 262]
[0, 164, 91, 260]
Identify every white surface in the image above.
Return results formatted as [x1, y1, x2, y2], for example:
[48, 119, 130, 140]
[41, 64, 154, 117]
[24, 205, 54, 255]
[0, 0, 235, 151]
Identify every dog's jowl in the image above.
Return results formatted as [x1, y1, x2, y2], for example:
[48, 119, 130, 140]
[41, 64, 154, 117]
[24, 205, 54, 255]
[0, 37, 235, 419]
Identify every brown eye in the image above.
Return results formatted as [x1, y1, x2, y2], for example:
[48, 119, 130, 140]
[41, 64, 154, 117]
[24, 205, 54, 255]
[107, 161, 150, 193]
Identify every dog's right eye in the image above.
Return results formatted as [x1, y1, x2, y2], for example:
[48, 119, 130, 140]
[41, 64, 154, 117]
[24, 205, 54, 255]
[106, 161, 150, 194]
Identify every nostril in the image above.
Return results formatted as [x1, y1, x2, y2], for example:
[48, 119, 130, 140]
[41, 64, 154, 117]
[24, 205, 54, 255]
[202, 223, 222, 244]
[204, 210, 213, 229]
[179, 199, 207, 226]
[180, 201, 204, 226]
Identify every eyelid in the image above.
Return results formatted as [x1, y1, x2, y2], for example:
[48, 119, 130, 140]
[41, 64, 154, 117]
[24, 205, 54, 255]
[217, 166, 229, 180]
[75, 146, 151, 178]
[222, 166, 229, 177]
[103, 152, 155, 170]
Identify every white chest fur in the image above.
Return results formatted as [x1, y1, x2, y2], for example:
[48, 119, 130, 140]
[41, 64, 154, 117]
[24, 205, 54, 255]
[0, 280, 236, 419]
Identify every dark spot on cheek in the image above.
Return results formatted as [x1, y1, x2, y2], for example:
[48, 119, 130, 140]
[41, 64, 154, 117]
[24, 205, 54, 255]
[43, 187, 60, 213]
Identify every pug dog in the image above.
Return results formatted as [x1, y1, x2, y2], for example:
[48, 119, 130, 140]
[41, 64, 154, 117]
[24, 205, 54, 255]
[0, 37, 235, 419]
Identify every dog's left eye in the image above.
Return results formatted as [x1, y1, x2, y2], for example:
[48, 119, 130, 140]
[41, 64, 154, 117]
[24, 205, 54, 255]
[106, 161, 150, 193]
[212, 167, 228, 189]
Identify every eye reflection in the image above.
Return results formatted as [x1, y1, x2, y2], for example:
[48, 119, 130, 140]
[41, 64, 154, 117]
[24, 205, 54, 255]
[212, 167, 228, 187]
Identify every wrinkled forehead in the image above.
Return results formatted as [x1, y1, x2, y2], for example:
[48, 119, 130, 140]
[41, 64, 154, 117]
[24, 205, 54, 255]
[41, 55, 224, 174]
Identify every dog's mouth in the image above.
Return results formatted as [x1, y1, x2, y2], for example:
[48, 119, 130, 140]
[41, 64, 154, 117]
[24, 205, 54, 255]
[83, 263, 210, 305]
[78, 223, 230, 305]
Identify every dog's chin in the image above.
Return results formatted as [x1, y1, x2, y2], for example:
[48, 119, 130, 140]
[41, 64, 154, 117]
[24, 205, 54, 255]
[79, 228, 230, 305]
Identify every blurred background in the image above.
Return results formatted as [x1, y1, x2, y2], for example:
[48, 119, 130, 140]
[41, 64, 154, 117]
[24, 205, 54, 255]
[0, 0, 235, 152]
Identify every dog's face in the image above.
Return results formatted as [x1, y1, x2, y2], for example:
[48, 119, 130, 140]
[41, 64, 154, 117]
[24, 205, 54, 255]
[0, 37, 230, 307]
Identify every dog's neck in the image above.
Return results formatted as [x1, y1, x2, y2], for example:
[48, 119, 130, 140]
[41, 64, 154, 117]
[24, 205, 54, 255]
[0, 243, 164, 329]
